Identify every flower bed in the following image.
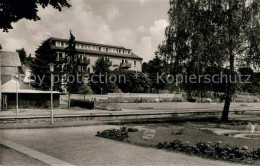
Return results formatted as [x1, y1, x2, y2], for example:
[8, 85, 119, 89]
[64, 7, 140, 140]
[96, 127, 138, 141]
[157, 140, 260, 164]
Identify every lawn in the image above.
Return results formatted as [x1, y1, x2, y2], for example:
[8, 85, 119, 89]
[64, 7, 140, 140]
[126, 123, 259, 150]
[97, 122, 260, 165]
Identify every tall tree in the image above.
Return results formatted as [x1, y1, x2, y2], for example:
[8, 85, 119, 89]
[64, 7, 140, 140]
[142, 55, 166, 92]
[158, 0, 260, 121]
[31, 39, 62, 91]
[0, 0, 71, 32]
[63, 31, 80, 108]
[90, 56, 116, 94]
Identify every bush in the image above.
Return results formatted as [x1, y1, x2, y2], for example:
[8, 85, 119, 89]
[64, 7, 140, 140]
[157, 140, 260, 164]
[96, 127, 139, 141]
[96, 127, 128, 141]
[70, 99, 94, 109]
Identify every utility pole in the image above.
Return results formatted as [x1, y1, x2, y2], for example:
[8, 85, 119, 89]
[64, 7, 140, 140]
[0, 61, 1, 111]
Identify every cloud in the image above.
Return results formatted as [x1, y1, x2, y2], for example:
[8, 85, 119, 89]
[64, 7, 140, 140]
[134, 19, 168, 62]
[0, 0, 168, 63]
[139, 0, 150, 5]
[137, 25, 145, 33]
[106, 5, 120, 22]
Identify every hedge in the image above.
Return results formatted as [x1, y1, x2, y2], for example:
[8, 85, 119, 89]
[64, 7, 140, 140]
[70, 99, 94, 109]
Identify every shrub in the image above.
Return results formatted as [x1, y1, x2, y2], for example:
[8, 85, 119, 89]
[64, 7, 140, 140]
[70, 99, 94, 109]
[157, 140, 260, 164]
[96, 127, 139, 141]
[127, 127, 139, 132]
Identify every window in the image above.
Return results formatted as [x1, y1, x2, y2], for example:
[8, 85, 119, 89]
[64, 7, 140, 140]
[128, 51, 131, 54]
[119, 50, 121, 53]
[106, 48, 108, 52]
[134, 61, 136, 67]
[99, 47, 101, 51]
[125, 59, 128, 63]
[122, 59, 124, 64]
[61, 42, 64, 47]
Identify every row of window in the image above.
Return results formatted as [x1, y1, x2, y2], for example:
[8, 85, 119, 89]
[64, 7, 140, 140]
[56, 52, 138, 67]
[55, 41, 131, 55]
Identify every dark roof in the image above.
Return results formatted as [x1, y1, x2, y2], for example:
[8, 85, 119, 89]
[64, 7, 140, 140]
[1, 75, 13, 84]
[1, 66, 24, 76]
[0, 51, 21, 67]
[51, 46, 143, 60]
[49, 37, 129, 50]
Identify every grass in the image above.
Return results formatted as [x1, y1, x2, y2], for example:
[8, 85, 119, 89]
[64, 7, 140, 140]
[125, 123, 260, 150]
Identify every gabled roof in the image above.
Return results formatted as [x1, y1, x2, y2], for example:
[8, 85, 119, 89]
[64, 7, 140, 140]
[0, 51, 21, 67]
[1, 66, 24, 76]
[1, 75, 13, 84]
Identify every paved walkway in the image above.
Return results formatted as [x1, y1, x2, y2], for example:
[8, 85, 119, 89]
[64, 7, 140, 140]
[0, 139, 74, 166]
[0, 125, 243, 166]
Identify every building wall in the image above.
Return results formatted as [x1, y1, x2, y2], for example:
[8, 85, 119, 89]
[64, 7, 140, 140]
[2, 93, 60, 109]
[55, 51, 142, 73]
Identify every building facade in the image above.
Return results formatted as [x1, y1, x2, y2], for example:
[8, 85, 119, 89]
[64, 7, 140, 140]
[42, 37, 143, 73]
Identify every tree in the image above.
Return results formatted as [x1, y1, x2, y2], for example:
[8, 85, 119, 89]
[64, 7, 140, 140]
[63, 31, 80, 109]
[158, 0, 260, 121]
[142, 55, 166, 93]
[77, 84, 93, 100]
[90, 56, 116, 94]
[0, 0, 71, 32]
[112, 69, 151, 93]
[31, 39, 62, 91]
[16, 48, 27, 64]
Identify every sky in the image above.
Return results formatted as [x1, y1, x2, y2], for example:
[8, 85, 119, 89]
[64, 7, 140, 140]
[0, 0, 169, 62]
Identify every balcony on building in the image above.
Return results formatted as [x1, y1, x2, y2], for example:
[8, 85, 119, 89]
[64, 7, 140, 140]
[79, 58, 90, 65]
[120, 62, 131, 69]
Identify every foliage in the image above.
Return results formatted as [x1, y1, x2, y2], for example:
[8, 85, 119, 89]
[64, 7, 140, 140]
[96, 127, 139, 141]
[0, 0, 71, 32]
[63, 31, 80, 93]
[77, 84, 93, 95]
[90, 56, 117, 94]
[112, 69, 151, 93]
[96, 127, 129, 141]
[157, 140, 260, 164]
[157, 0, 260, 121]
[142, 55, 167, 92]
[31, 39, 62, 91]
[70, 99, 94, 109]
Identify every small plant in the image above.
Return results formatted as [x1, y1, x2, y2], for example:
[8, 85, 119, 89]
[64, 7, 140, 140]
[96, 127, 139, 141]
[157, 140, 260, 164]
[127, 127, 139, 132]
[172, 128, 184, 135]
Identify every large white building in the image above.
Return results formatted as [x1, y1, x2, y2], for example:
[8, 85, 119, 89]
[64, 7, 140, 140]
[41, 37, 143, 73]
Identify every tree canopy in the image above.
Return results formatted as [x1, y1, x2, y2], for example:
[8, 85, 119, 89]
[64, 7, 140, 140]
[0, 0, 71, 32]
[157, 0, 260, 121]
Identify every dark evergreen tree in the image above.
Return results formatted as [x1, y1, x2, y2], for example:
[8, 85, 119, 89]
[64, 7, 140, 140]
[63, 31, 80, 108]
[31, 39, 62, 91]
[90, 56, 116, 94]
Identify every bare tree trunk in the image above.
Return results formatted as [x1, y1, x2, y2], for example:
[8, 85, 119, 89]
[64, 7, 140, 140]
[221, 84, 232, 121]
[221, 36, 235, 121]
[0, 54, 1, 111]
